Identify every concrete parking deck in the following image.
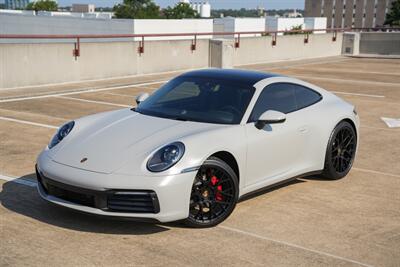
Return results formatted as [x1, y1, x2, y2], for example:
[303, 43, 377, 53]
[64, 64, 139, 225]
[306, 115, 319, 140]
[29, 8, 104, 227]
[0, 56, 399, 266]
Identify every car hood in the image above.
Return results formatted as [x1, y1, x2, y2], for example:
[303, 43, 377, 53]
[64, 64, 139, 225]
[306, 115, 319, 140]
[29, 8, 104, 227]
[50, 109, 221, 174]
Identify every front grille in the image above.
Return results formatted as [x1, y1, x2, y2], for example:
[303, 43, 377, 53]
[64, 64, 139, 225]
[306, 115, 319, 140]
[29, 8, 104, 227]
[107, 191, 160, 213]
[46, 183, 96, 208]
[36, 167, 160, 214]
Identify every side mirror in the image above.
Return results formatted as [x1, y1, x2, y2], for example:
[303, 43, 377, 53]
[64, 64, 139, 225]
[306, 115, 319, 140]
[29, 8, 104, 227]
[135, 93, 149, 105]
[255, 110, 286, 130]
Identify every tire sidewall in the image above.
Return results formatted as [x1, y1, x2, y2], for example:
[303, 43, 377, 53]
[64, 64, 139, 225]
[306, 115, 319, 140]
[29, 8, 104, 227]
[324, 121, 357, 180]
[185, 157, 239, 228]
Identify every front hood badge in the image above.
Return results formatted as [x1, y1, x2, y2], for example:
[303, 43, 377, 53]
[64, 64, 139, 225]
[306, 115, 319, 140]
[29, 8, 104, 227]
[80, 157, 88, 163]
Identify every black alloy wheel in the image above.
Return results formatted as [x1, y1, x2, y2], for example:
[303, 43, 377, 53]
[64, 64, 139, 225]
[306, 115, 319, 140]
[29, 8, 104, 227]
[185, 157, 238, 228]
[323, 121, 357, 180]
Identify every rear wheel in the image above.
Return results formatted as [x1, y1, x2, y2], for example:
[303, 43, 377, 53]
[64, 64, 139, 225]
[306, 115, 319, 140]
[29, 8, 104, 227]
[322, 121, 357, 180]
[184, 157, 238, 228]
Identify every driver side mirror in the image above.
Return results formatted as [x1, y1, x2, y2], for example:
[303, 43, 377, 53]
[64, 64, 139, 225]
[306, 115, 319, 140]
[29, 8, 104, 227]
[255, 110, 286, 130]
[135, 93, 149, 105]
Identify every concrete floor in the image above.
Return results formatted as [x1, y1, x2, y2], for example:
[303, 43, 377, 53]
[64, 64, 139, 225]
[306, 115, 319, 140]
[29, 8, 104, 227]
[0, 56, 399, 266]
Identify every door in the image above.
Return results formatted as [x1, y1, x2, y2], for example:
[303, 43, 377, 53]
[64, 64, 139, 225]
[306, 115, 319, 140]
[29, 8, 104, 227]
[244, 83, 316, 187]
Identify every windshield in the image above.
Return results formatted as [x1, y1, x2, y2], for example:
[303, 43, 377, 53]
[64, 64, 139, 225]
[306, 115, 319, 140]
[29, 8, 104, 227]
[135, 76, 255, 124]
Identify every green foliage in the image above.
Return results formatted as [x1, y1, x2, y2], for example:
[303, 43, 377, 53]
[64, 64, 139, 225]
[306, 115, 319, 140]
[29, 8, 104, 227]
[26, 0, 58, 11]
[113, 0, 160, 19]
[163, 3, 199, 19]
[284, 25, 304, 35]
[384, 0, 400, 26]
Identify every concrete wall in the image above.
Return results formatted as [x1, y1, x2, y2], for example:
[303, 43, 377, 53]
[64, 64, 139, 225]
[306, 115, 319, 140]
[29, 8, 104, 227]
[359, 32, 400, 55]
[132, 19, 213, 41]
[4, 31, 399, 89]
[233, 33, 343, 66]
[0, 39, 210, 88]
[0, 13, 134, 36]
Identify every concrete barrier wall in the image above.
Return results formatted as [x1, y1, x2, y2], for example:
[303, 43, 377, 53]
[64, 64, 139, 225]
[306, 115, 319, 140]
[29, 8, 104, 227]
[0, 39, 209, 88]
[233, 33, 343, 66]
[359, 32, 400, 55]
[0, 32, 364, 89]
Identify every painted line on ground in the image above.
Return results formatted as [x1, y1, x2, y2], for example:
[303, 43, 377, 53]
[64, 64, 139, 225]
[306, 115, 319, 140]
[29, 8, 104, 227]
[0, 116, 58, 129]
[105, 92, 137, 97]
[292, 75, 400, 87]
[331, 91, 385, 98]
[218, 225, 374, 267]
[0, 174, 37, 187]
[283, 67, 400, 77]
[361, 125, 397, 131]
[352, 167, 400, 178]
[0, 80, 168, 103]
[241, 57, 351, 71]
[56, 96, 131, 108]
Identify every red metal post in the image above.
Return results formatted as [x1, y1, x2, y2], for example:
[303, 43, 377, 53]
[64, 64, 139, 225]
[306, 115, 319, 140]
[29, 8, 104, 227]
[191, 34, 197, 51]
[304, 32, 309, 44]
[332, 30, 337, 42]
[73, 37, 80, 59]
[235, 33, 240, 48]
[272, 32, 277, 46]
[138, 36, 144, 54]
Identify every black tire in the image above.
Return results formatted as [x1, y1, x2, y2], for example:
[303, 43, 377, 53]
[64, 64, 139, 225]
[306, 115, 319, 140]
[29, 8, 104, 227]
[322, 121, 357, 180]
[184, 156, 239, 228]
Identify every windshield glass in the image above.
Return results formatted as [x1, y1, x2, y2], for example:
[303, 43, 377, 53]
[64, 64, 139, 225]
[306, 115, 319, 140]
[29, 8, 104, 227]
[135, 76, 255, 124]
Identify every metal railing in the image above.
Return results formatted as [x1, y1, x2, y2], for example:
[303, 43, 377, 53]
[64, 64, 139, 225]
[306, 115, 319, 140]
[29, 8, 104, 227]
[1, 27, 398, 59]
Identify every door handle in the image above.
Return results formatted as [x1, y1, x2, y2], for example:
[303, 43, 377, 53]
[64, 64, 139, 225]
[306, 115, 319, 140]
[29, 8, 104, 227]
[298, 126, 308, 133]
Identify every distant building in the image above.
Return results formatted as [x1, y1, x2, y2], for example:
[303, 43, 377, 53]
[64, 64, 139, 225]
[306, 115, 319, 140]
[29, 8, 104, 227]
[178, 0, 211, 18]
[304, 0, 395, 28]
[72, 4, 95, 13]
[5, 0, 30, 9]
[284, 9, 303, 18]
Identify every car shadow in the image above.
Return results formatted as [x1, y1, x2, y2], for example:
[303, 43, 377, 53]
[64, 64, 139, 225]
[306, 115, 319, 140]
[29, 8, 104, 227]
[0, 173, 170, 235]
[1, 173, 314, 233]
[238, 178, 306, 202]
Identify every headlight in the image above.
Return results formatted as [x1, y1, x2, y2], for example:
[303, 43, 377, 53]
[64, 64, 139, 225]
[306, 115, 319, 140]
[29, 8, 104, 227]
[147, 142, 185, 172]
[48, 121, 75, 149]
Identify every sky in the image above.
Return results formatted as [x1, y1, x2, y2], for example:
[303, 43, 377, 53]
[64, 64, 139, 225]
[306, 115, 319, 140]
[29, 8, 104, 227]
[1, 0, 305, 9]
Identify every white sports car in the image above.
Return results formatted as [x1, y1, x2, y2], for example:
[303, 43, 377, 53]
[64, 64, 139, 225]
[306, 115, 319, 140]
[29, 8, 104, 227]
[36, 69, 359, 227]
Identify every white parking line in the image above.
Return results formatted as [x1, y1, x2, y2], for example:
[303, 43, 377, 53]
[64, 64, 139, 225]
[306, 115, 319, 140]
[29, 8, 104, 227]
[242, 57, 351, 71]
[56, 96, 131, 108]
[352, 167, 400, 178]
[0, 174, 37, 187]
[331, 91, 385, 98]
[0, 116, 58, 129]
[0, 80, 168, 103]
[293, 75, 400, 87]
[218, 225, 374, 267]
[105, 92, 136, 97]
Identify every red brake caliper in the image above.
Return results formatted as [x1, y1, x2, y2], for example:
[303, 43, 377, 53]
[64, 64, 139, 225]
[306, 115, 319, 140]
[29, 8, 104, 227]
[211, 176, 223, 201]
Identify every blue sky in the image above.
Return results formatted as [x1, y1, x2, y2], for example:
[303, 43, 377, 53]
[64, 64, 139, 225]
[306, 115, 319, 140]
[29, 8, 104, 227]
[1, 0, 305, 9]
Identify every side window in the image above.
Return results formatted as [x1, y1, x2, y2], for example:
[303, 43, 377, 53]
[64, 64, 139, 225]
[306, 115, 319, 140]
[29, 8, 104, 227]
[294, 85, 322, 109]
[249, 83, 297, 122]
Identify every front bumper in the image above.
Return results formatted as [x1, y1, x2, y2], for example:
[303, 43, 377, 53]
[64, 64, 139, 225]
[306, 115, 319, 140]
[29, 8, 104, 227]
[36, 152, 196, 223]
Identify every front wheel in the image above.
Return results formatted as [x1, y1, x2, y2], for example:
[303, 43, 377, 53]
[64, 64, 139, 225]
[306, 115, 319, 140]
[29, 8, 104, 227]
[184, 157, 239, 228]
[322, 121, 357, 180]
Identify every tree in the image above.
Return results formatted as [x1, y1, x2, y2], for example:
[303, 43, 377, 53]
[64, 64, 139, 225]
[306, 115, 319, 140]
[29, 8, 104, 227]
[163, 3, 198, 19]
[384, 0, 400, 26]
[113, 0, 160, 19]
[26, 0, 58, 11]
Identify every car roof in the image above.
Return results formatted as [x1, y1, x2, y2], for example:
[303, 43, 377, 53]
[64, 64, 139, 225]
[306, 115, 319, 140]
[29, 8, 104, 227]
[180, 69, 282, 86]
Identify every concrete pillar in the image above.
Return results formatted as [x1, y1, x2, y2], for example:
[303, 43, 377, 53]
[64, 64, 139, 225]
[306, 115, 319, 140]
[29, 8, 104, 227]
[341, 32, 360, 56]
[209, 39, 235, 68]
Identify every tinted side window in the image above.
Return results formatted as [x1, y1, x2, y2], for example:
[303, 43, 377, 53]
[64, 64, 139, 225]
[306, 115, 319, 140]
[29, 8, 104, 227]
[294, 85, 322, 109]
[249, 83, 297, 122]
